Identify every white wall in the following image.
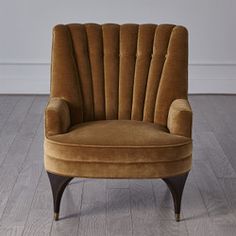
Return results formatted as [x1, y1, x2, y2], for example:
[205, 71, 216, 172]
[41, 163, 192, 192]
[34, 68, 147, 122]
[0, 0, 236, 94]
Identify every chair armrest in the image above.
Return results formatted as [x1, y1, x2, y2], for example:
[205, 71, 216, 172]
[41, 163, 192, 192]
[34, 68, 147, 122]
[45, 97, 71, 136]
[167, 99, 192, 138]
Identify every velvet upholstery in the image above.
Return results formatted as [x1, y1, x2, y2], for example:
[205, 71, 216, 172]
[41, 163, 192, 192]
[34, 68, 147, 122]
[167, 99, 192, 138]
[45, 120, 192, 178]
[44, 23, 192, 179]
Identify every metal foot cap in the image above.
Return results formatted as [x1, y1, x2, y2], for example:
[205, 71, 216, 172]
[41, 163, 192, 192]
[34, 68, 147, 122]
[175, 213, 180, 222]
[54, 213, 59, 221]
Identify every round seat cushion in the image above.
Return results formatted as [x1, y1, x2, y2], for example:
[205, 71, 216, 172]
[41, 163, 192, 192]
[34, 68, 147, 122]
[44, 120, 192, 178]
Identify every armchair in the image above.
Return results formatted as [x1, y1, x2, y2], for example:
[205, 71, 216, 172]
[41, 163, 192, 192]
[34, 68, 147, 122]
[44, 23, 192, 222]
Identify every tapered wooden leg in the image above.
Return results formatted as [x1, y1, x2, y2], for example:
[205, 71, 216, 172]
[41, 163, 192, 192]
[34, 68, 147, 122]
[47, 172, 73, 221]
[162, 172, 189, 222]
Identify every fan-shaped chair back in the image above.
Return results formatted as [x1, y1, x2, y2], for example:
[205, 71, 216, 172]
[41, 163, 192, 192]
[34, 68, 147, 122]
[51, 24, 188, 126]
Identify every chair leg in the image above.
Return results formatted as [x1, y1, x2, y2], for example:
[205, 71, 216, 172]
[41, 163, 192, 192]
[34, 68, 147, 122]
[162, 172, 189, 222]
[47, 172, 73, 221]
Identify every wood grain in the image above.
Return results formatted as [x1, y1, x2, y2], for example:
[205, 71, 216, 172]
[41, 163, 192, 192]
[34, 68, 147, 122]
[129, 179, 160, 236]
[0, 97, 46, 235]
[77, 179, 106, 236]
[106, 188, 132, 236]
[0, 96, 35, 166]
[22, 172, 53, 236]
[192, 161, 236, 236]
[0, 95, 19, 133]
[182, 172, 215, 236]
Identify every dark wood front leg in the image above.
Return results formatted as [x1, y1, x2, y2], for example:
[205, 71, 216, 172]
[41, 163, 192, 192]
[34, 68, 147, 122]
[47, 172, 73, 221]
[162, 172, 189, 222]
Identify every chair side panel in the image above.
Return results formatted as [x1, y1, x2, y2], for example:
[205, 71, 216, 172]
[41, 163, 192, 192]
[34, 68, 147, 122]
[85, 24, 106, 120]
[118, 24, 139, 120]
[68, 24, 95, 122]
[51, 25, 83, 125]
[103, 24, 120, 120]
[131, 24, 156, 121]
[154, 26, 188, 126]
[143, 24, 175, 123]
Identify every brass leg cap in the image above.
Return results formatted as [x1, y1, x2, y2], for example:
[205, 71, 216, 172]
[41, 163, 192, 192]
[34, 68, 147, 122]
[54, 213, 59, 221]
[175, 213, 180, 222]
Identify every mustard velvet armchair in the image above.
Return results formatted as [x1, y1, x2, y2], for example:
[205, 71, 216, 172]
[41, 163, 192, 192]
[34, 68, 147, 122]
[44, 23, 192, 222]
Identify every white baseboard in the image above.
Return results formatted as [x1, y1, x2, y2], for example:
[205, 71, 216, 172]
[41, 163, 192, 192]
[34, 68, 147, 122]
[0, 62, 50, 94]
[189, 63, 236, 93]
[0, 62, 236, 94]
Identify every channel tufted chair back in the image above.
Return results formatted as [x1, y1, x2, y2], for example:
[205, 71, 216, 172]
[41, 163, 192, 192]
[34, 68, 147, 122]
[51, 24, 188, 126]
[45, 23, 192, 222]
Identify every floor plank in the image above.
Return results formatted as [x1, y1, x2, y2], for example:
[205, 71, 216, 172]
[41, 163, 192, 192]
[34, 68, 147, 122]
[106, 179, 129, 189]
[0, 96, 39, 221]
[106, 188, 132, 236]
[77, 179, 106, 236]
[189, 96, 212, 133]
[129, 179, 160, 236]
[0, 96, 35, 166]
[182, 171, 215, 236]
[0, 97, 47, 234]
[1, 96, 47, 168]
[0, 95, 19, 133]
[192, 160, 236, 236]
[22, 171, 53, 236]
[0, 120, 44, 235]
[194, 131, 236, 178]
[218, 178, 236, 218]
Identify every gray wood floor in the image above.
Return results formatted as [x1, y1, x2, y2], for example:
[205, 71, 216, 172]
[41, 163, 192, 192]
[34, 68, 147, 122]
[0, 95, 236, 236]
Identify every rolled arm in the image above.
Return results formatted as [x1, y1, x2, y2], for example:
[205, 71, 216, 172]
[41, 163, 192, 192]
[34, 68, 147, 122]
[167, 99, 192, 138]
[45, 97, 71, 136]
